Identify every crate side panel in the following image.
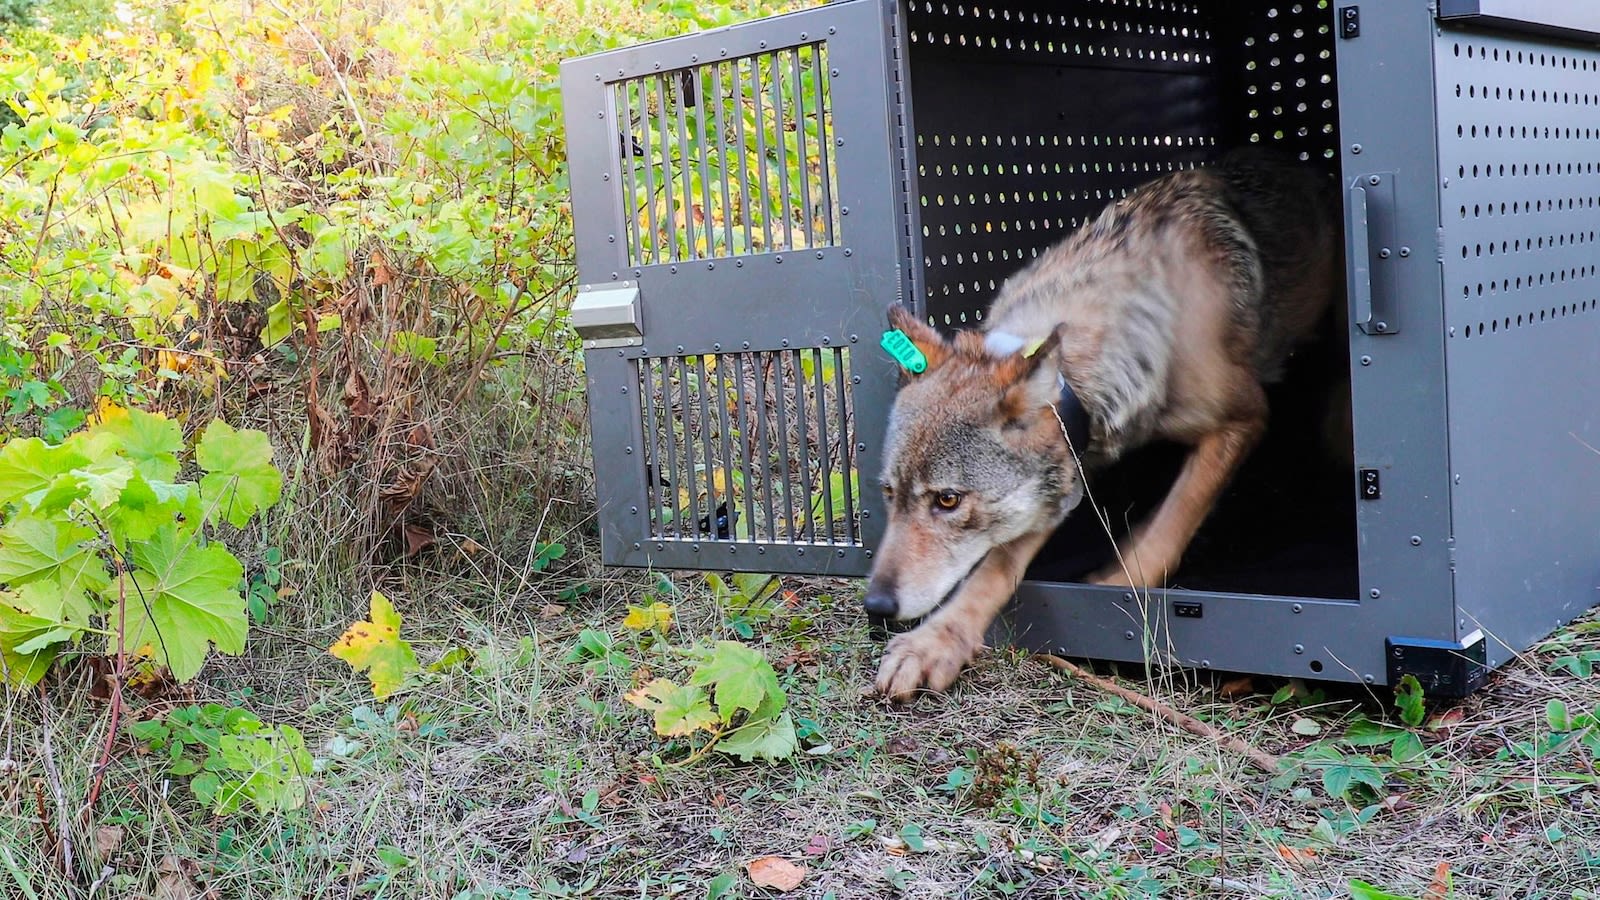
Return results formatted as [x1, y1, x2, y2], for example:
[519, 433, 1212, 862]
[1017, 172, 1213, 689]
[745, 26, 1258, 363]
[1437, 27, 1600, 663]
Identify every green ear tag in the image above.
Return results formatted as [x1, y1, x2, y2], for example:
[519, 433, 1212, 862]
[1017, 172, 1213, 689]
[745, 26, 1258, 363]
[881, 329, 927, 373]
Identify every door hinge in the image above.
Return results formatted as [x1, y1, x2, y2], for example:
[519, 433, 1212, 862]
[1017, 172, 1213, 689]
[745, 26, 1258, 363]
[1339, 5, 1360, 38]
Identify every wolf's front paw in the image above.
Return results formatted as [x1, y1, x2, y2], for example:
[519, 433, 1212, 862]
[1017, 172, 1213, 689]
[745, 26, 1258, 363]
[874, 624, 978, 703]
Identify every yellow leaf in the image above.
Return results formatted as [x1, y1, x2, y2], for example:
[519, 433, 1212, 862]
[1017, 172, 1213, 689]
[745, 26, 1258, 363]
[328, 591, 420, 699]
[89, 399, 128, 428]
[622, 601, 673, 632]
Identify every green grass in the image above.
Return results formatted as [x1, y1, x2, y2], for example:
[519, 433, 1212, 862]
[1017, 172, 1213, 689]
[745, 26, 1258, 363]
[6, 540, 1600, 898]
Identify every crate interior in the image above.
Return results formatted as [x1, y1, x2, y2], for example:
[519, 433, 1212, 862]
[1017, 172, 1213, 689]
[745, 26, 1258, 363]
[904, 0, 1358, 599]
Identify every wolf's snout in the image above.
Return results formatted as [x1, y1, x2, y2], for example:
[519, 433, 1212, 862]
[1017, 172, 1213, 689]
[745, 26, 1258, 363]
[863, 582, 899, 619]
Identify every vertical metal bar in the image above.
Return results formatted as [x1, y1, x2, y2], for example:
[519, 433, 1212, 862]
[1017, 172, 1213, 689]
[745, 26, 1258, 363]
[641, 357, 661, 538]
[654, 76, 677, 263]
[713, 352, 740, 541]
[790, 48, 815, 250]
[618, 81, 642, 267]
[674, 73, 697, 260]
[770, 352, 797, 540]
[770, 53, 795, 252]
[732, 58, 755, 256]
[832, 347, 857, 542]
[658, 358, 683, 536]
[712, 62, 735, 258]
[812, 44, 836, 245]
[676, 354, 700, 538]
[789, 348, 816, 541]
[810, 348, 835, 542]
[730, 353, 760, 542]
[694, 66, 716, 259]
[751, 54, 775, 253]
[637, 79, 660, 266]
[752, 353, 779, 541]
[695, 354, 722, 539]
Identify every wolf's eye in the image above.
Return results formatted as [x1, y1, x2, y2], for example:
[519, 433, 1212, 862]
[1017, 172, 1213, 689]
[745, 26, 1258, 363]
[934, 490, 963, 511]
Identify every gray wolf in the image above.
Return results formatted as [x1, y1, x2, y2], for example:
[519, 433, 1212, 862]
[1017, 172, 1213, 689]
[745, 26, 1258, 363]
[865, 149, 1342, 701]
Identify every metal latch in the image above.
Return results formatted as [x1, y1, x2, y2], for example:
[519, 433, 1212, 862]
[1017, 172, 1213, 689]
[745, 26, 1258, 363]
[572, 282, 642, 348]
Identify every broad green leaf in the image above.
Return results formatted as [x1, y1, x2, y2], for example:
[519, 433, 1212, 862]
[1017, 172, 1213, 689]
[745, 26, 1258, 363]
[689, 640, 783, 720]
[91, 407, 183, 480]
[0, 592, 69, 688]
[624, 678, 718, 736]
[715, 709, 797, 763]
[329, 591, 420, 699]
[1548, 698, 1572, 732]
[196, 420, 282, 528]
[0, 516, 109, 596]
[71, 458, 136, 510]
[1394, 674, 1426, 728]
[1390, 731, 1425, 763]
[1347, 880, 1418, 900]
[0, 438, 88, 508]
[214, 725, 312, 813]
[262, 299, 293, 346]
[119, 526, 248, 682]
[108, 474, 201, 542]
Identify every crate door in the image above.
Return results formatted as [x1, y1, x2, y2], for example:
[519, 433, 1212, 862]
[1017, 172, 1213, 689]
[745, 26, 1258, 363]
[561, 0, 908, 575]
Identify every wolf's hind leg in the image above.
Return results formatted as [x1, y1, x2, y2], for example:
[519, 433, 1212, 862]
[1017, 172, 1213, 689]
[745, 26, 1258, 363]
[1091, 410, 1266, 588]
[875, 529, 1052, 702]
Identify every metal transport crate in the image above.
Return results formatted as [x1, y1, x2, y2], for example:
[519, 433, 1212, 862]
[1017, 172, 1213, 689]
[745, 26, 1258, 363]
[560, 1, 1600, 696]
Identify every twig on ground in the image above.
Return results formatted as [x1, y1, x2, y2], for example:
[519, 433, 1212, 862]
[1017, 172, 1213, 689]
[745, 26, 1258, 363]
[1036, 654, 1282, 773]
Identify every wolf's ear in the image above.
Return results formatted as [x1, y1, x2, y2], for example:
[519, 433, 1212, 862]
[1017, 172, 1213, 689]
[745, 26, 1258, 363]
[886, 304, 951, 375]
[996, 325, 1066, 421]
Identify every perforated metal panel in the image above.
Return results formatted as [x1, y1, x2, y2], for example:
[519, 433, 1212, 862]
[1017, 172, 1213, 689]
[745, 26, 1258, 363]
[1435, 27, 1600, 659]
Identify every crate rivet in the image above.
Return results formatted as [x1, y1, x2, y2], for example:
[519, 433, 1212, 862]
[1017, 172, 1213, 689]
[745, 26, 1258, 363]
[670, 265, 678, 274]
[1378, 248, 1391, 259]
[742, 341, 751, 350]
[758, 546, 766, 554]
[821, 336, 831, 346]
[617, 350, 625, 357]
[654, 61, 662, 69]
[731, 546, 737, 554]
[817, 251, 825, 259]
[708, 262, 715, 270]
[1374, 321, 1388, 332]
[620, 387, 628, 395]
[691, 54, 698, 62]
[597, 111, 605, 119]
[1292, 603, 1303, 613]
[1124, 630, 1135, 640]
[840, 206, 849, 215]
[781, 339, 790, 347]
[1364, 674, 1376, 684]
[856, 442, 866, 452]
[720, 48, 728, 56]
[831, 68, 840, 77]
[850, 334, 859, 343]
[836, 138, 845, 147]
[759, 40, 767, 48]
[837, 549, 846, 558]
[828, 27, 835, 34]
[797, 547, 805, 556]
[635, 269, 643, 278]
[852, 375, 861, 385]
[593, 73, 601, 81]
[1410, 535, 1422, 546]
[1393, 647, 1404, 658]
[1448, 327, 1456, 336]
[843, 249, 853, 257]
[633, 542, 642, 550]
[775, 255, 783, 264]
[1454, 473, 1461, 484]
[692, 544, 700, 553]
[1368, 175, 1380, 186]
[624, 445, 633, 453]
[607, 234, 616, 243]
[1122, 592, 1133, 603]
[864, 549, 874, 558]
[1200, 660, 1211, 669]
[610, 272, 619, 280]
[1399, 247, 1411, 257]
[860, 510, 870, 519]
[618, 69, 624, 76]
[1294, 644, 1305, 654]
[1351, 143, 1362, 154]
[713, 343, 722, 351]
[1370, 588, 1381, 598]
[676, 345, 685, 353]
[656, 542, 665, 551]
[1360, 355, 1372, 366]
[800, 31, 808, 39]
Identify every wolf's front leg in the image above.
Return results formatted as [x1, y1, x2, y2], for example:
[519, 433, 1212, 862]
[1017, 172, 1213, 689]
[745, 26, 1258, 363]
[875, 529, 1052, 702]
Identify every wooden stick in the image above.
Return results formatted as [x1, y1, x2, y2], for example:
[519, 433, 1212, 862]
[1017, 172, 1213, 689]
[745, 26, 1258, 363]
[1036, 654, 1282, 773]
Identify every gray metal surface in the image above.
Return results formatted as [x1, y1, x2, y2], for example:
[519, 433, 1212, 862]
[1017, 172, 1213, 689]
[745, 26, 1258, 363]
[1434, 23, 1600, 667]
[1440, 0, 1600, 44]
[561, 0, 908, 575]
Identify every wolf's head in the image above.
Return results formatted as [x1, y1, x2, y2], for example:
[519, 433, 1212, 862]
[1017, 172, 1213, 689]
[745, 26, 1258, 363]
[864, 305, 1086, 621]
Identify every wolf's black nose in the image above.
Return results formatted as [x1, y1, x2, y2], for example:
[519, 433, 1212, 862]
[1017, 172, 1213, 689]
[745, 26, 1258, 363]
[863, 587, 899, 618]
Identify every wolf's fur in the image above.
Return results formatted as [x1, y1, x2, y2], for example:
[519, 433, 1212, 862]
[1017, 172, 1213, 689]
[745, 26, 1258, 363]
[867, 149, 1342, 701]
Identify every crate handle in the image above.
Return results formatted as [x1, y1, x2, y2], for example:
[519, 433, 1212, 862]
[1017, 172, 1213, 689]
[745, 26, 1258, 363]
[1348, 174, 1397, 336]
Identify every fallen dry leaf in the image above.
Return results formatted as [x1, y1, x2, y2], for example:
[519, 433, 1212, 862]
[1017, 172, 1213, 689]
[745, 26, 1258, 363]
[403, 522, 436, 557]
[154, 855, 201, 900]
[1275, 844, 1317, 868]
[1424, 862, 1451, 900]
[1219, 676, 1255, 698]
[1428, 708, 1466, 732]
[95, 825, 124, 862]
[539, 604, 567, 619]
[745, 856, 806, 891]
[802, 834, 832, 857]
